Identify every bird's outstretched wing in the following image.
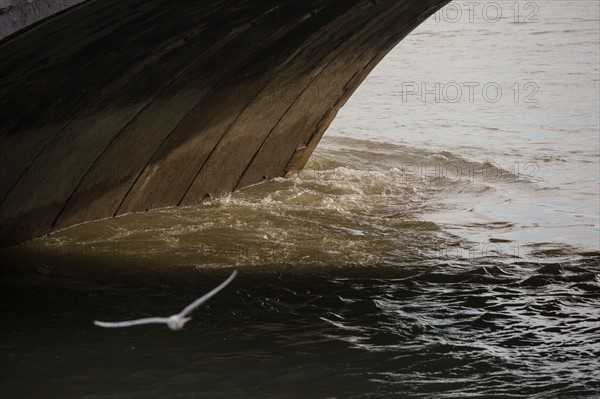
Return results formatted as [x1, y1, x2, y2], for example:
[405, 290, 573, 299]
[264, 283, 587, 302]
[94, 317, 169, 328]
[178, 270, 238, 317]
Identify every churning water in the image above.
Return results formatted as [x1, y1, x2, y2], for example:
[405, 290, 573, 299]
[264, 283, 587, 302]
[1, 1, 598, 398]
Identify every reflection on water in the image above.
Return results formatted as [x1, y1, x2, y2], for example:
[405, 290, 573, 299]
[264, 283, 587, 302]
[1, 1, 599, 398]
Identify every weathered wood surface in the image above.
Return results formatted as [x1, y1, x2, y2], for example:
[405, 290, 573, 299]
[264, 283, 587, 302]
[0, 0, 449, 247]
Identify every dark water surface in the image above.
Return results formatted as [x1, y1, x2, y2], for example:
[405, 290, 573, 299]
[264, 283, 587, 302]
[1, 259, 599, 398]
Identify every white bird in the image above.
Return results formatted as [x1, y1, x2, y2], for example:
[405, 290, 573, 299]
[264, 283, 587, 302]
[94, 270, 238, 331]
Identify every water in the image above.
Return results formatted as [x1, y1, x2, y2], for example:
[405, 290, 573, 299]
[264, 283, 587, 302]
[1, 260, 599, 398]
[0, 1, 87, 40]
[1, 1, 599, 397]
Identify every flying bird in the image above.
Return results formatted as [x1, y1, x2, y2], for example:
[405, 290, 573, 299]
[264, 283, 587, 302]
[94, 270, 238, 331]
